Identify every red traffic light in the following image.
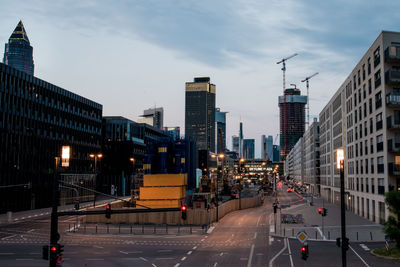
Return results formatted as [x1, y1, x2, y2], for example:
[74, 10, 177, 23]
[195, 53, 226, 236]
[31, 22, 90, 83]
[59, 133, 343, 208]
[318, 207, 322, 214]
[50, 246, 57, 252]
[181, 205, 187, 211]
[105, 204, 110, 210]
[301, 246, 306, 252]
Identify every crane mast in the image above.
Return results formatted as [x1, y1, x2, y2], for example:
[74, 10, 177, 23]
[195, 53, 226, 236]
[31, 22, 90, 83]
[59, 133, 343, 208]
[301, 72, 319, 128]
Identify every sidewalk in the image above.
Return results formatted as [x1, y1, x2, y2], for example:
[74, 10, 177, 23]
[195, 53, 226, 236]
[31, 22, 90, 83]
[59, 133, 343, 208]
[0, 196, 123, 224]
[271, 196, 385, 242]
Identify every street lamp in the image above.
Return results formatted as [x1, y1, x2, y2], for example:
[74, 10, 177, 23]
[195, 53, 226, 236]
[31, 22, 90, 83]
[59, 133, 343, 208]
[89, 153, 102, 206]
[211, 153, 225, 222]
[129, 157, 136, 195]
[337, 148, 347, 267]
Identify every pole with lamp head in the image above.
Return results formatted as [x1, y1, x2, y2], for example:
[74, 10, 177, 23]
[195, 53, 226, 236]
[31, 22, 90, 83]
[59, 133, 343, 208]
[337, 148, 347, 267]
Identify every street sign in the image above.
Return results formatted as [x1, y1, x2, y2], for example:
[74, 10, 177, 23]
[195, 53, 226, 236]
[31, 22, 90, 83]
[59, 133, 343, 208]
[296, 231, 309, 243]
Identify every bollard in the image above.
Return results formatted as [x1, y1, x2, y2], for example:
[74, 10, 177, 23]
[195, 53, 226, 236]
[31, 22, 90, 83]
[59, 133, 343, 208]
[7, 211, 12, 223]
[107, 224, 109, 234]
[142, 225, 144, 234]
[96, 225, 97, 234]
[356, 232, 358, 240]
[119, 224, 121, 234]
[283, 228, 286, 236]
[130, 225, 132, 234]
[74, 223, 76, 232]
[370, 232, 373, 241]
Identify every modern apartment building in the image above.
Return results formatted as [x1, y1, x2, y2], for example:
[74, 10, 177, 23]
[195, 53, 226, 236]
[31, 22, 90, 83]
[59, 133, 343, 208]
[319, 31, 400, 224]
[303, 118, 320, 195]
[286, 137, 304, 183]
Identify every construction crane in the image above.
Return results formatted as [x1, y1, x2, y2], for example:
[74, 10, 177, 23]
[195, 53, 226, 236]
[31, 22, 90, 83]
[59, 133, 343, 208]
[301, 72, 319, 128]
[276, 53, 298, 160]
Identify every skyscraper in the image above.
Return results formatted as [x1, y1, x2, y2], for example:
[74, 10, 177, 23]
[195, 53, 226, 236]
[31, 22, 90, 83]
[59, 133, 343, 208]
[3, 21, 34, 75]
[278, 86, 307, 159]
[232, 135, 239, 153]
[185, 77, 216, 152]
[261, 135, 273, 160]
[216, 108, 227, 154]
[138, 107, 164, 129]
[243, 139, 255, 159]
[239, 122, 244, 158]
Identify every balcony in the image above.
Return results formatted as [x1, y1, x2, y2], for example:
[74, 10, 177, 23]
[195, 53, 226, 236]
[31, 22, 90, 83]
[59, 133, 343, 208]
[385, 68, 400, 85]
[387, 116, 400, 130]
[385, 46, 400, 63]
[386, 93, 400, 107]
[388, 162, 400, 176]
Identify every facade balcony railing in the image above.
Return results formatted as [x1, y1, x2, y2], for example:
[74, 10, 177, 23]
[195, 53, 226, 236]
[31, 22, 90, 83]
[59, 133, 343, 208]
[385, 46, 400, 63]
[386, 93, 400, 107]
[388, 162, 400, 176]
[388, 139, 400, 153]
[387, 116, 400, 129]
[385, 68, 400, 85]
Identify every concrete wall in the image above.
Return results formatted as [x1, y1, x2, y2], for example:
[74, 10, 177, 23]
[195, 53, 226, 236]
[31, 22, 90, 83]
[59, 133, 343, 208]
[85, 193, 263, 225]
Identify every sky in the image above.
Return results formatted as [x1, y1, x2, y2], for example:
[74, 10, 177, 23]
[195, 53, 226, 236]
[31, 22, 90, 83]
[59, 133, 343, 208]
[1, 0, 400, 157]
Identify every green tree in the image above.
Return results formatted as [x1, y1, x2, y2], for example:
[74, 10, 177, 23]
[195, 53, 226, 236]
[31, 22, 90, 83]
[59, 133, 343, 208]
[384, 190, 400, 248]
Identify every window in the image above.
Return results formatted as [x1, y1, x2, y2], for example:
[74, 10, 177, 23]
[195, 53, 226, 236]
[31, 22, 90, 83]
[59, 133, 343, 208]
[370, 137, 374, 154]
[359, 106, 362, 121]
[371, 158, 375, 174]
[377, 134, 383, 152]
[356, 143, 359, 157]
[360, 141, 363, 156]
[361, 178, 364, 192]
[365, 140, 368, 155]
[359, 123, 363, 138]
[371, 178, 375, 194]
[377, 156, 384, 173]
[375, 70, 381, 88]
[369, 98, 373, 114]
[359, 89, 362, 103]
[375, 91, 382, 109]
[363, 85, 366, 99]
[378, 178, 384, 194]
[365, 159, 369, 174]
[368, 57, 371, 75]
[358, 70, 361, 86]
[362, 64, 366, 81]
[355, 126, 358, 140]
[370, 118, 373, 134]
[364, 102, 367, 117]
[355, 110, 358, 123]
[374, 47, 380, 67]
[376, 113, 383, 130]
[353, 75, 357, 90]
[368, 79, 372, 94]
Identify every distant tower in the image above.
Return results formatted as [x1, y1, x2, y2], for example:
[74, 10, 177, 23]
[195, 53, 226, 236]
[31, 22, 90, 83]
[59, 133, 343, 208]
[215, 108, 227, 154]
[243, 139, 255, 159]
[232, 135, 239, 153]
[3, 20, 34, 75]
[261, 135, 273, 160]
[278, 86, 307, 160]
[139, 107, 164, 129]
[239, 122, 244, 158]
[185, 77, 216, 152]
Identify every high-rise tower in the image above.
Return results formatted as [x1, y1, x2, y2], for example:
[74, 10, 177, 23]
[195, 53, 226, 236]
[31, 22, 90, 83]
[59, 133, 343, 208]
[185, 77, 216, 152]
[278, 86, 307, 159]
[215, 108, 227, 154]
[3, 21, 34, 76]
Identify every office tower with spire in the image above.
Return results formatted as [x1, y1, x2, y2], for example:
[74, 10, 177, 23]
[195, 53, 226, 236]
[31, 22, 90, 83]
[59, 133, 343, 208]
[239, 122, 244, 158]
[185, 77, 216, 152]
[3, 21, 34, 76]
[261, 135, 273, 160]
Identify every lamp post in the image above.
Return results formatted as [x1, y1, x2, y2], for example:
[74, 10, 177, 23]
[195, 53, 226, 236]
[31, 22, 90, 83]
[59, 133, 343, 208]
[130, 157, 136, 196]
[337, 148, 347, 267]
[89, 153, 102, 206]
[211, 153, 225, 222]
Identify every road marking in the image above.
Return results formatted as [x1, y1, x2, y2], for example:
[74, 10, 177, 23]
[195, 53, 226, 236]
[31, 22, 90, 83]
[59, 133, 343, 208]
[349, 245, 370, 267]
[187, 251, 192, 255]
[269, 236, 274, 245]
[220, 252, 224, 256]
[253, 232, 257, 239]
[93, 245, 104, 249]
[174, 264, 180, 267]
[1, 234, 16, 240]
[207, 226, 215, 234]
[247, 244, 255, 267]
[140, 257, 148, 262]
[27, 229, 35, 233]
[214, 262, 218, 267]
[360, 244, 370, 251]
[152, 264, 157, 267]
[201, 239, 205, 242]
[192, 246, 197, 250]
[181, 256, 186, 261]
[286, 238, 294, 267]
[316, 227, 327, 240]
[269, 238, 287, 267]
[269, 225, 274, 233]
[256, 215, 261, 226]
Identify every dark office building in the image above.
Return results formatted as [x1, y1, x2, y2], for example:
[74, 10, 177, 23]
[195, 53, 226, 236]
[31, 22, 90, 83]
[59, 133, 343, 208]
[278, 87, 307, 160]
[243, 139, 255, 159]
[216, 108, 227, 154]
[163, 126, 181, 141]
[185, 77, 216, 152]
[0, 63, 102, 213]
[3, 21, 34, 76]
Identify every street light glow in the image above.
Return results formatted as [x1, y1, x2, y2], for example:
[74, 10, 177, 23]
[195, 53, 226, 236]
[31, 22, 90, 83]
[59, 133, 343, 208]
[61, 146, 71, 167]
[337, 148, 344, 169]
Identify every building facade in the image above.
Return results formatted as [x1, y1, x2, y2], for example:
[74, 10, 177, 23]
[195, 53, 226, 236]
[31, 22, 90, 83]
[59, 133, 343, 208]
[3, 21, 34, 76]
[261, 135, 273, 160]
[279, 87, 307, 160]
[185, 77, 216, 152]
[303, 118, 320, 195]
[216, 108, 227, 154]
[272, 145, 281, 162]
[138, 107, 164, 130]
[232, 135, 239, 154]
[0, 62, 102, 212]
[319, 31, 400, 223]
[164, 126, 181, 141]
[243, 139, 255, 159]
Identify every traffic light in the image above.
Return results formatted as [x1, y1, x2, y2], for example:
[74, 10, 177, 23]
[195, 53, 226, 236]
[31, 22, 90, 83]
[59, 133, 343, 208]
[42, 245, 49, 260]
[105, 204, 111, 219]
[74, 200, 79, 210]
[318, 207, 322, 214]
[181, 205, 187, 220]
[57, 244, 64, 257]
[49, 245, 58, 261]
[273, 204, 277, 214]
[301, 244, 309, 260]
[322, 208, 327, 217]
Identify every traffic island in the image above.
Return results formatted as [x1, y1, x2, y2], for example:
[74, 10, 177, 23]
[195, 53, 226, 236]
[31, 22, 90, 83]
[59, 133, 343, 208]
[371, 247, 400, 260]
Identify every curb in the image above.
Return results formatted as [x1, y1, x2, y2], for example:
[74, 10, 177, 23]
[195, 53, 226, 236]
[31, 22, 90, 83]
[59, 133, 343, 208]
[370, 248, 400, 260]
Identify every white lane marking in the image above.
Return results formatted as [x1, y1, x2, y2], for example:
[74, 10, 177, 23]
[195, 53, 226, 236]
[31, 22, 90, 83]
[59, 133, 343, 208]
[187, 251, 192, 255]
[140, 257, 148, 262]
[181, 256, 186, 261]
[214, 263, 218, 267]
[207, 226, 215, 234]
[152, 264, 157, 267]
[247, 244, 255, 267]
[0, 253, 15, 255]
[360, 244, 370, 251]
[120, 251, 142, 254]
[205, 236, 208, 238]
[220, 252, 223, 256]
[286, 238, 294, 267]
[192, 246, 197, 250]
[201, 239, 205, 242]
[316, 227, 327, 240]
[256, 215, 261, 226]
[21, 217, 25, 219]
[253, 232, 257, 239]
[93, 245, 104, 249]
[349, 245, 370, 267]
[174, 264, 180, 267]
[27, 229, 35, 233]
[269, 238, 287, 267]
[40, 213, 44, 215]
[1, 234, 16, 240]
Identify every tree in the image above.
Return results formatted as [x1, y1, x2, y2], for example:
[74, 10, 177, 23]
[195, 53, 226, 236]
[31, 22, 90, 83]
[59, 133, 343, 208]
[383, 190, 400, 248]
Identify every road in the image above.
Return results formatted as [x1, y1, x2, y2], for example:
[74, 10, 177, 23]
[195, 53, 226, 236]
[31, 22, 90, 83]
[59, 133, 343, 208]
[0, 189, 396, 266]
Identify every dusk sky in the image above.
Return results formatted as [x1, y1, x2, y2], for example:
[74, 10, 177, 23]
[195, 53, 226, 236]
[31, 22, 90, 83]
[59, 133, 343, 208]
[1, 0, 400, 157]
